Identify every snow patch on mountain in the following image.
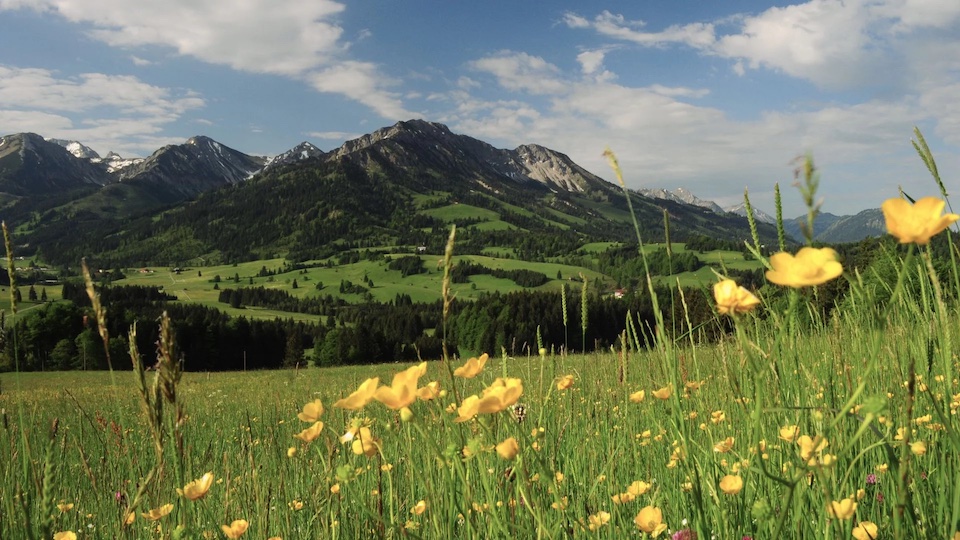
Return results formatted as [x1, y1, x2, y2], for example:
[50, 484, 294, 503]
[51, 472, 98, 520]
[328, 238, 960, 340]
[639, 187, 724, 213]
[724, 202, 775, 224]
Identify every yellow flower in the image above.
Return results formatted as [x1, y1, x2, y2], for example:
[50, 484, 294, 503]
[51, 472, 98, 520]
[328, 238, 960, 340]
[766, 247, 843, 288]
[713, 437, 735, 453]
[779, 425, 799, 443]
[652, 385, 672, 400]
[54, 533, 76, 540]
[556, 374, 574, 391]
[286, 446, 297, 458]
[713, 279, 761, 315]
[124, 512, 136, 525]
[57, 502, 74, 512]
[629, 390, 645, 403]
[141, 503, 173, 521]
[711, 410, 726, 424]
[351, 426, 380, 457]
[910, 441, 927, 456]
[453, 353, 489, 378]
[333, 377, 380, 410]
[496, 437, 520, 460]
[288, 500, 304, 511]
[852, 521, 878, 540]
[588, 510, 611, 531]
[375, 362, 427, 410]
[627, 480, 651, 496]
[454, 377, 524, 422]
[178, 472, 214, 500]
[297, 399, 324, 422]
[293, 421, 324, 443]
[827, 498, 857, 520]
[719, 475, 743, 495]
[417, 381, 440, 401]
[634, 505, 667, 537]
[797, 435, 829, 464]
[411, 500, 427, 515]
[221, 519, 249, 539]
[330, 483, 341, 494]
[882, 196, 959, 245]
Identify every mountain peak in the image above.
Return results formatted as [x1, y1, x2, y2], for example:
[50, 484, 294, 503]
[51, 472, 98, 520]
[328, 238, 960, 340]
[638, 187, 724, 214]
[46, 138, 101, 160]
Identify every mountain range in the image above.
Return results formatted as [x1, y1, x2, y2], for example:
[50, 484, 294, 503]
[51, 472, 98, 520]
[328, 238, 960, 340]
[639, 187, 885, 243]
[0, 119, 879, 268]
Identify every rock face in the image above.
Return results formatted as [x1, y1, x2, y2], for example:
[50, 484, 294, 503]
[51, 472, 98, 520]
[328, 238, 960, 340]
[724, 202, 775, 224]
[332, 119, 607, 194]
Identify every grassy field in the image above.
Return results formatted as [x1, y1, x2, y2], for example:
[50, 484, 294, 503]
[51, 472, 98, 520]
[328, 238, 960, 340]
[3, 229, 959, 538]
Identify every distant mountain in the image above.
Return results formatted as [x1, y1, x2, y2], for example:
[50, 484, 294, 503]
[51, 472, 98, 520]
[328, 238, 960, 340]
[5, 119, 778, 266]
[334, 120, 608, 194]
[262, 141, 325, 171]
[639, 187, 725, 214]
[112, 136, 266, 200]
[0, 133, 110, 197]
[784, 210, 885, 244]
[724, 202, 775, 224]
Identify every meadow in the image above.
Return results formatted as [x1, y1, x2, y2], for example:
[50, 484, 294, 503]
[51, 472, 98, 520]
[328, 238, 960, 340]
[1, 147, 959, 539]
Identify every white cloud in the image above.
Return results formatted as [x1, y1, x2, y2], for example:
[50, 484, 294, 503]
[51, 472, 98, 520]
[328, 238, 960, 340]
[564, 10, 715, 49]
[0, 65, 204, 155]
[469, 51, 567, 95]
[4, 0, 346, 76]
[304, 131, 361, 141]
[309, 61, 416, 120]
[130, 56, 152, 66]
[713, 0, 882, 89]
[576, 49, 606, 75]
[0, 0, 412, 120]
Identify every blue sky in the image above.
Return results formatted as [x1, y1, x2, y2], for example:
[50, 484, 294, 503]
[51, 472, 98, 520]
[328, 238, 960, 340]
[1, 0, 958, 217]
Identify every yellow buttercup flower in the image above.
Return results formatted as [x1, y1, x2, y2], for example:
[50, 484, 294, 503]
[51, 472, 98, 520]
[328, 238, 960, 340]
[333, 378, 379, 410]
[629, 390, 645, 403]
[141, 503, 173, 521]
[221, 519, 249, 539]
[556, 374, 574, 391]
[766, 247, 843, 288]
[652, 385, 672, 400]
[57, 502, 74, 512]
[53, 533, 76, 540]
[293, 421, 324, 443]
[882, 196, 959, 245]
[634, 505, 667, 537]
[797, 435, 829, 465]
[417, 381, 440, 401]
[496, 437, 520, 460]
[297, 399, 324, 422]
[454, 377, 523, 422]
[719, 475, 743, 495]
[779, 425, 799, 443]
[588, 510, 611, 531]
[852, 521, 878, 540]
[178, 472, 214, 500]
[713, 279, 760, 315]
[910, 440, 927, 456]
[827, 498, 857, 520]
[411, 500, 427, 515]
[375, 362, 427, 410]
[713, 436, 735, 453]
[351, 426, 381, 457]
[626, 480, 651, 496]
[454, 353, 489, 378]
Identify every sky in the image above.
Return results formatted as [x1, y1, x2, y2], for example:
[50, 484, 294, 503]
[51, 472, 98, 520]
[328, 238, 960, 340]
[1, 0, 959, 217]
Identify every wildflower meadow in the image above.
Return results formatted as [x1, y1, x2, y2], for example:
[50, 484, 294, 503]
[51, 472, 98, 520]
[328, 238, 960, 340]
[3, 131, 960, 539]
